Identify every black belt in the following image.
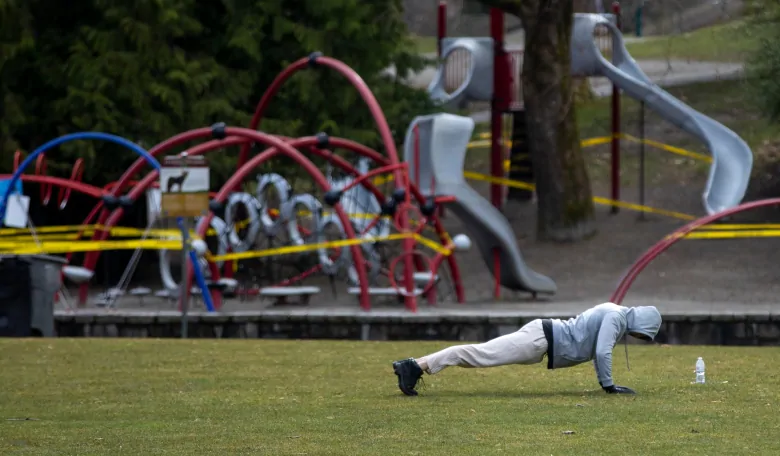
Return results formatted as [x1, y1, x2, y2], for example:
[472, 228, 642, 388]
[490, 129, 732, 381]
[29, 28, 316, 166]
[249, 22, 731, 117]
[542, 319, 554, 369]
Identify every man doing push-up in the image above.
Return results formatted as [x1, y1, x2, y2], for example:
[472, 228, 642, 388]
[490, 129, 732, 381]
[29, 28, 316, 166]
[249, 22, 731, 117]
[392, 302, 662, 396]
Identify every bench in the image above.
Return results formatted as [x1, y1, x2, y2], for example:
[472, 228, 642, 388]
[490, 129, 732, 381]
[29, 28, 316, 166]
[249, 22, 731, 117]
[94, 287, 124, 308]
[129, 287, 152, 305]
[412, 272, 439, 285]
[62, 266, 94, 284]
[155, 289, 176, 299]
[260, 286, 320, 306]
[347, 287, 423, 296]
[211, 278, 239, 297]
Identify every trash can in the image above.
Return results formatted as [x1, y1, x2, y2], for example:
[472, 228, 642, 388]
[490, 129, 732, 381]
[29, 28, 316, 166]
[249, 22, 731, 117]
[0, 254, 65, 337]
[26, 254, 67, 337]
[0, 257, 32, 337]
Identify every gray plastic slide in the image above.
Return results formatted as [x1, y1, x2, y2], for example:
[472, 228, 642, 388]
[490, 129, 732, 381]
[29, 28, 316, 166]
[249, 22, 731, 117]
[571, 13, 753, 214]
[404, 113, 557, 295]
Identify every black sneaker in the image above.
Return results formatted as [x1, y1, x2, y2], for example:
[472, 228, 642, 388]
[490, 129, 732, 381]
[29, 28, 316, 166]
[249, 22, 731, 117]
[392, 358, 423, 396]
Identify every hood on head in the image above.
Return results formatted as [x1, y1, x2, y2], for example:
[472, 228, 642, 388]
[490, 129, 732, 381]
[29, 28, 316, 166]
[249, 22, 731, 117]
[625, 306, 662, 340]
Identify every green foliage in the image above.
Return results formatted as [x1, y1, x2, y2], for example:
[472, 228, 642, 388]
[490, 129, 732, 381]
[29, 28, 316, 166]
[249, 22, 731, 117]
[0, 0, 436, 186]
[745, 0, 780, 120]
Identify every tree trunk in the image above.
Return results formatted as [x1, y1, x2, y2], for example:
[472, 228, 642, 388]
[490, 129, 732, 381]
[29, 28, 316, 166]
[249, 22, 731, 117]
[481, 0, 597, 241]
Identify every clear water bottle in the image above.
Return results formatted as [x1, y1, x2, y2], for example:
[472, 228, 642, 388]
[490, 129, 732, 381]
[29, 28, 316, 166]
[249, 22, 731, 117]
[695, 357, 705, 384]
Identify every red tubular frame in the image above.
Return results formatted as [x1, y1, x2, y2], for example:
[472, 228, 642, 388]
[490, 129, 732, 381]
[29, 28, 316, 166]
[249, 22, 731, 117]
[238, 55, 404, 189]
[437, 1, 447, 58]
[0, 174, 104, 200]
[183, 128, 370, 310]
[610, 1, 622, 214]
[0, 172, 105, 292]
[78, 55, 437, 310]
[78, 128, 369, 309]
[610, 198, 780, 305]
[77, 134, 464, 309]
[237, 54, 415, 309]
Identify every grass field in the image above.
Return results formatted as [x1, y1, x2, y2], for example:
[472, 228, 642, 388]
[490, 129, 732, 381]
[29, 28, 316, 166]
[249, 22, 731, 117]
[412, 35, 438, 54]
[414, 21, 754, 62]
[2, 339, 780, 455]
[623, 21, 754, 62]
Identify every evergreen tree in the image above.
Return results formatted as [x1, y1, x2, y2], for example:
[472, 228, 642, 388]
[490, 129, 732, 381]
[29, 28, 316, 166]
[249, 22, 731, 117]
[0, 0, 435, 184]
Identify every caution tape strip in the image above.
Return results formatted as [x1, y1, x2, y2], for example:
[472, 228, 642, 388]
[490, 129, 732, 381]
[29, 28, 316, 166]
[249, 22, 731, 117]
[462, 170, 697, 221]
[206, 232, 451, 262]
[0, 239, 183, 255]
[668, 230, 780, 240]
[0, 231, 452, 259]
[471, 133, 712, 169]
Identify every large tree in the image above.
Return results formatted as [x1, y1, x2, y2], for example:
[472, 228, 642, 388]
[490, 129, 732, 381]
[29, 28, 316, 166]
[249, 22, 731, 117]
[479, 0, 596, 241]
[0, 0, 435, 185]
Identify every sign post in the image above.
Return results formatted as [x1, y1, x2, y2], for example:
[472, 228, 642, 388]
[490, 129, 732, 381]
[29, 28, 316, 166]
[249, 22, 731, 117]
[159, 153, 210, 338]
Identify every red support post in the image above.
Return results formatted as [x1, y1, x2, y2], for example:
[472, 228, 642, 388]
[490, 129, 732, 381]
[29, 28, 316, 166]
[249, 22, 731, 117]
[610, 1, 622, 214]
[490, 7, 509, 299]
[437, 1, 447, 58]
[437, 1, 448, 220]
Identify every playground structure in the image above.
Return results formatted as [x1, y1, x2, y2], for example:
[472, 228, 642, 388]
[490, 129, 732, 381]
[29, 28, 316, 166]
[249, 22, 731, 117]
[0, 55, 497, 313]
[0, 7, 759, 315]
[424, 5, 755, 293]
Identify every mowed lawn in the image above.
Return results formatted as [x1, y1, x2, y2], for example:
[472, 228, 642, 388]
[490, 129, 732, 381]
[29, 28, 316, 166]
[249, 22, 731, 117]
[2, 339, 780, 455]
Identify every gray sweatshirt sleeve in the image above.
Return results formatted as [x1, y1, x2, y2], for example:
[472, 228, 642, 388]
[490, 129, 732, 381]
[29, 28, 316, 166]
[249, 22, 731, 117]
[594, 312, 624, 387]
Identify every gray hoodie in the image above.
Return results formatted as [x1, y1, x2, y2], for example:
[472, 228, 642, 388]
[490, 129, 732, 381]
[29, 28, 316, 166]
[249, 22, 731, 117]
[547, 303, 662, 387]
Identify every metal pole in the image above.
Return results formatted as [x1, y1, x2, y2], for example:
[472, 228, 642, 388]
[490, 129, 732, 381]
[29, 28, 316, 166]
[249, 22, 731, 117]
[437, 1, 446, 58]
[179, 155, 190, 338]
[489, 7, 506, 300]
[179, 217, 190, 338]
[610, 1, 622, 214]
[638, 101, 646, 221]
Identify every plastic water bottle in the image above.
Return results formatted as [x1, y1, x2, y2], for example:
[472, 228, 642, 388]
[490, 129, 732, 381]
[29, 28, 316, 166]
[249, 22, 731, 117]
[695, 357, 706, 384]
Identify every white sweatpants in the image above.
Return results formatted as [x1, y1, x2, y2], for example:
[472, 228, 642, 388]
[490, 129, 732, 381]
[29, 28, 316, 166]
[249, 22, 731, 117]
[418, 319, 548, 374]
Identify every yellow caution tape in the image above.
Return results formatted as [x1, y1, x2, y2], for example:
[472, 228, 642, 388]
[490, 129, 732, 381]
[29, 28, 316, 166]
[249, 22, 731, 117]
[696, 224, 780, 230]
[0, 229, 452, 259]
[206, 232, 451, 262]
[470, 133, 711, 169]
[463, 170, 696, 221]
[620, 134, 711, 163]
[0, 239, 183, 255]
[669, 230, 780, 240]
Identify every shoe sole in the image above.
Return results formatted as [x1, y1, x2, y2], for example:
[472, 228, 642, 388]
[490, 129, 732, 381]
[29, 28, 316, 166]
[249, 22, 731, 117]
[393, 362, 418, 396]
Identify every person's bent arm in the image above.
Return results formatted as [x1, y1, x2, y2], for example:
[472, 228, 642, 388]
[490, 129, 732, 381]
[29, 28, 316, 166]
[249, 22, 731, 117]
[595, 313, 636, 394]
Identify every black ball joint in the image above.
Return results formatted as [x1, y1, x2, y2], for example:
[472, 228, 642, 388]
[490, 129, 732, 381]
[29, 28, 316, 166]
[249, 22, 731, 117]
[323, 190, 342, 207]
[315, 132, 330, 149]
[102, 195, 120, 211]
[380, 198, 397, 217]
[209, 199, 225, 218]
[118, 196, 134, 209]
[392, 188, 406, 203]
[420, 198, 436, 217]
[308, 51, 323, 67]
[211, 122, 227, 139]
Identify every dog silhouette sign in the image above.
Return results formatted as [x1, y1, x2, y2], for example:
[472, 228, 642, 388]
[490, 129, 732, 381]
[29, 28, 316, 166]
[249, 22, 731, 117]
[160, 154, 210, 217]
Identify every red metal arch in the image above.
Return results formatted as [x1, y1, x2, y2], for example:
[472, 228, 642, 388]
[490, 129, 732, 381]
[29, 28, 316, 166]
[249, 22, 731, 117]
[14, 151, 87, 209]
[0, 173, 106, 281]
[0, 174, 104, 200]
[184, 137, 465, 308]
[238, 55, 404, 188]
[610, 198, 780, 305]
[79, 134, 464, 307]
[80, 127, 370, 309]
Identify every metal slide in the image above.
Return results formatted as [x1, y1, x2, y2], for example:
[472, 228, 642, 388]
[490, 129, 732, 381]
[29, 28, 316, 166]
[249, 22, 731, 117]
[404, 113, 557, 296]
[571, 13, 753, 214]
